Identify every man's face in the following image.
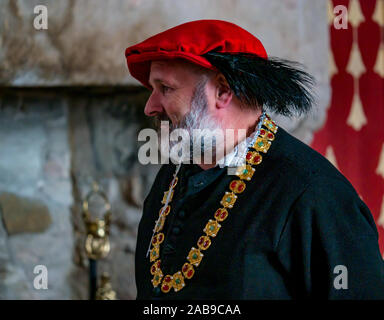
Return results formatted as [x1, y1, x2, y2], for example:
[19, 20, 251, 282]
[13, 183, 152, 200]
[145, 60, 208, 126]
[145, 60, 224, 163]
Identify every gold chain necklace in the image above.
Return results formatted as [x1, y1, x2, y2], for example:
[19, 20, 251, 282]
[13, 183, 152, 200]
[148, 113, 278, 294]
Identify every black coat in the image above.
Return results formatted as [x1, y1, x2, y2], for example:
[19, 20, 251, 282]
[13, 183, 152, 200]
[135, 127, 384, 299]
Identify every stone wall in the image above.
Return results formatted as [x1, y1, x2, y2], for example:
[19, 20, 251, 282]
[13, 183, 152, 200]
[0, 0, 330, 299]
[0, 90, 73, 299]
[0, 87, 159, 299]
[0, 0, 330, 142]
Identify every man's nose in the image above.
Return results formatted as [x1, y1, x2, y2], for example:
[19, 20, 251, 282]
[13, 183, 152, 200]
[144, 92, 163, 117]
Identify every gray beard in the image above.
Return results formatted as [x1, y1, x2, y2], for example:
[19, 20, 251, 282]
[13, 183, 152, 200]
[156, 79, 223, 164]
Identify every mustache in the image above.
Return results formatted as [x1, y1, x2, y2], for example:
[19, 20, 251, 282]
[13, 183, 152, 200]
[154, 113, 171, 130]
[154, 113, 187, 132]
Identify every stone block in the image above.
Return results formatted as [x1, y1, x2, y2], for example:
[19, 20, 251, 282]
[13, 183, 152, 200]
[0, 192, 52, 235]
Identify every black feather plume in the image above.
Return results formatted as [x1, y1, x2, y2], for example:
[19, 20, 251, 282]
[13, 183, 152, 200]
[203, 52, 315, 117]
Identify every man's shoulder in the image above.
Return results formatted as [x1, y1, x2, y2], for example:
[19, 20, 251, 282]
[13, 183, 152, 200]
[269, 128, 378, 243]
[267, 126, 354, 191]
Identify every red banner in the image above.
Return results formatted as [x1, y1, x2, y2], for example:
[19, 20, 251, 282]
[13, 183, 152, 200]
[311, 0, 384, 254]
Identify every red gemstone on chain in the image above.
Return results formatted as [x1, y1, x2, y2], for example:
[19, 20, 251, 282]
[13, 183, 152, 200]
[238, 185, 244, 192]
[246, 152, 252, 160]
[230, 181, 237, 189]
[267, 133, 273, 139]
[158, 234, 163, 242]
[220, 212, 227, 219]
[157, 261, 161, 268]
[152, 237, 157, 245]
[182, 265, 188, 272]
[163, 284, 169, 291]
[187, 270, 193, 278]
[164, 276, 172, 283]
[151, 266, 156, 273]
[260, 129, 266, 135]
[203, 241, 210, 248]
[198, 237, 204, 245]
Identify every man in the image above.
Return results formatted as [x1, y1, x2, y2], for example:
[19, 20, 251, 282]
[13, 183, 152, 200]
[125, 20, 384, 299]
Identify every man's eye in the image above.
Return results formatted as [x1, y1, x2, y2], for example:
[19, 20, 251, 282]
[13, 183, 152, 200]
[161, 85, 172, 94]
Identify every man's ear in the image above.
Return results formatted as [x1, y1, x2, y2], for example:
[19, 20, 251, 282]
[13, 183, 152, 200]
[215, 73, 233, 108]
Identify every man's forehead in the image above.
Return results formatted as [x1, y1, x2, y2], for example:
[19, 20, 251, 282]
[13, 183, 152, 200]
[149, 60, 204, 80]
[148, 62, 178, 86]
[150, 60, 174, 73]
[151, 60, 190, 74]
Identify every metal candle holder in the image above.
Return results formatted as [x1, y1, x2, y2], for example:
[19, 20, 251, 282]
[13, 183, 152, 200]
[82, 182, 115, 300]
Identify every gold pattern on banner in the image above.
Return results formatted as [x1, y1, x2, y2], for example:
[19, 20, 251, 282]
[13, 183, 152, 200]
[327, 0, 335, 26]
[325, 145, 339, 170]
[347, 92, 367, 131]
[376, 143, 384, 179]
[374, 43, 384, 78]
[346, 3, 367, 132]
[346, 42, 366, 78]
[329, 50, 338, 77]
[377, 195, 384, 229]
[348, 0, 365, 28]
[373, 0, 384, 78]
[372, 0, 384, 26]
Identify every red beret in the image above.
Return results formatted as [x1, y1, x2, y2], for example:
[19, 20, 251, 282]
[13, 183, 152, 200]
[125, 19, 268, 89]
